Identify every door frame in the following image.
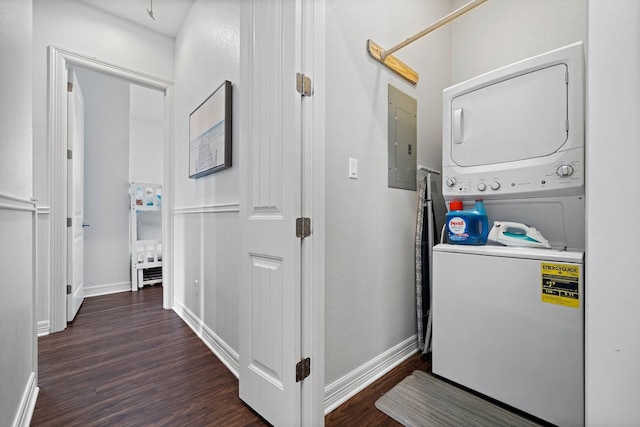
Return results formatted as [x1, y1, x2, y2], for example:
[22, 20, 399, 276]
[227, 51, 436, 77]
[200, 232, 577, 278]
[302, 0, 326, 424]
[47, 46, 175, 333]
[66, 68, 85, 322]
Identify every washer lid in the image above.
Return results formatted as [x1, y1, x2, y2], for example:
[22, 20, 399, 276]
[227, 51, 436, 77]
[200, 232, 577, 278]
[450, 63, 569, 167]
[433, 243, 584, 263]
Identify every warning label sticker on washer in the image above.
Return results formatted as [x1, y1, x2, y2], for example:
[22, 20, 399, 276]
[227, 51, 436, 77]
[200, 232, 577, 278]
[541, 262, 580, 308]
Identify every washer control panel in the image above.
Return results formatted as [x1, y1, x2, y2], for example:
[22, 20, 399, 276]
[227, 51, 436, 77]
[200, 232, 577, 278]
[443, 157, 584, 199]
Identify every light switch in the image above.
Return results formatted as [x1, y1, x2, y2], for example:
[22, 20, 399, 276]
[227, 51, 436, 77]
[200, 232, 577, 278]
[349, 157, 358, 179]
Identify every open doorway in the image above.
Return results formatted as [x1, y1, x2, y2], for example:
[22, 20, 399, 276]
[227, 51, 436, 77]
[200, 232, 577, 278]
[73, 67, 164, 298]
[48, 46, 174, 333]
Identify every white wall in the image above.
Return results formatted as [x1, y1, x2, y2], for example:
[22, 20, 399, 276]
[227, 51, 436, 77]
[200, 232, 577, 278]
[173, 0, 240, 207]
[172, 0, 241, 364]
[130, 85, 164, 184]
[586, 1, 640, 424]
[75, 68, 131, 291]
[33, 0, 174, 330]
[1, 3, 33, 199]
[33, 0, 174, 205]
[324, 0, 451, 385]
[451, 0, 587, 85]
[0, 0, 37, 425]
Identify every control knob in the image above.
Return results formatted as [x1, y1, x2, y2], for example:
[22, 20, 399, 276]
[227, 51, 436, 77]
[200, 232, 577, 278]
[477, 183, 487, 192]
[556, 164, 575, 177]
[490, 181, 501, 191]
[446, 177, 457, 188]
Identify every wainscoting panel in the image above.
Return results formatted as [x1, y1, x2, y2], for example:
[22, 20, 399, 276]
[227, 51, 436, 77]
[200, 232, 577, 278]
[173, 205, 240, 360]
[36, 207, 50, 336]
[202, 210, 239, 352]
[0, 194, 37, 427]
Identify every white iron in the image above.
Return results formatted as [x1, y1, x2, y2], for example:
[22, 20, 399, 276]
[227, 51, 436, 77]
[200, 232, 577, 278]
[487, 221, 551, 249]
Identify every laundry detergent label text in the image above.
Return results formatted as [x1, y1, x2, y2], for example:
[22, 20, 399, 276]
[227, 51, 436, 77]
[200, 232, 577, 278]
[541, 262, 580, 308]
[447, 217, 470, 242]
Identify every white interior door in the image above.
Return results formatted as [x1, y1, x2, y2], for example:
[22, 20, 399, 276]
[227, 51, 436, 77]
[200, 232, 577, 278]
[238, 0, 304, 425]
[67, 69, 85, 322]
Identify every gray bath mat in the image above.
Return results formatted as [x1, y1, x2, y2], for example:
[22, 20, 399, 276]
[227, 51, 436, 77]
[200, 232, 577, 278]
[375, 370, 541, 426]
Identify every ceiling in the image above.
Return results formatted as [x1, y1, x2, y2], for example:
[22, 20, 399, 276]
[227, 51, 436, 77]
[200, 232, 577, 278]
[79, 0, 195, 38]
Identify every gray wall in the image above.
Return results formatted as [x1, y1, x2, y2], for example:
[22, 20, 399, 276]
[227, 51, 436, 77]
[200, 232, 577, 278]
[75, 68, 131, 291]
[451, 0, 586, 85]
[0, 0, 35, 425]
[324, 0, 452, 385]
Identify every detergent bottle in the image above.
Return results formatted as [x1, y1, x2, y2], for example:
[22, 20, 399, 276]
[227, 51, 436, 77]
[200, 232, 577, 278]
[445, 199, 489, 245]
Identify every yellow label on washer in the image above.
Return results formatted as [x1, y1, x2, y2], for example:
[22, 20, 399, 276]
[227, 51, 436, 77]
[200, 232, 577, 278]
[541, 262, 580, 308]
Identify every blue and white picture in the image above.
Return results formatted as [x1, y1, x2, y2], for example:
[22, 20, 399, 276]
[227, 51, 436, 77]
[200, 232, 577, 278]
[189, 80, 232, 178]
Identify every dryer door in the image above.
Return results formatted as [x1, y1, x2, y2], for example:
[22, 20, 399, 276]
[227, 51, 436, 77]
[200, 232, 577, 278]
[450, 63, 568, 167]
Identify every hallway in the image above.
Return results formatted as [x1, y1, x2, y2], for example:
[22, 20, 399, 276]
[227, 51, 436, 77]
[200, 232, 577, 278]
[32, 285, 433, 426]
[32, 286, 267, 426]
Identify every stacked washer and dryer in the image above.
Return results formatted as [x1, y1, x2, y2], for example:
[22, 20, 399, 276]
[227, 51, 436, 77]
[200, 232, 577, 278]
[432, 42, 585, 426]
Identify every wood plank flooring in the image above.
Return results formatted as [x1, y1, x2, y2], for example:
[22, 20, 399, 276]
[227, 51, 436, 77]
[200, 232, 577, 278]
[325, 353, 431, 427]
[32, 285, 428, 426]
[32, 286, 267, 426]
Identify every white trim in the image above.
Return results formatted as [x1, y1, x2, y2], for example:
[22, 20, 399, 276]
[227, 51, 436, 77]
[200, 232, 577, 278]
[51, 46, 174, 88]
[11, 372, 39, 427]
[173, 203, 240, 215]
[32, 206, 39, 385]
[0, 193, 35, 212]
[0, 192, 35, 205]
[47, 45, 175, 332]
[37, 321, 50, 337]
[47, 44, 67, 333]
[162, 86, 174, 311]
[36, 206, 50, 214]
[84, 281, 131, 297]
[172, 299, 240, 377]
[303, 0, 326, 425]
[323, 336, 419, 414]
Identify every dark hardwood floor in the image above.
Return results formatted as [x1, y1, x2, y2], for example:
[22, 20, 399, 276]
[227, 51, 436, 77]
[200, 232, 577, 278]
[32, 286, 267, 426]
[32, 285, 429, 426]
[325, 353, 431, 427]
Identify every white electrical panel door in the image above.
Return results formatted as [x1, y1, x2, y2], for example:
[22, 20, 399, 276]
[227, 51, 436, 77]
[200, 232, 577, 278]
[450, 64, 568, 167]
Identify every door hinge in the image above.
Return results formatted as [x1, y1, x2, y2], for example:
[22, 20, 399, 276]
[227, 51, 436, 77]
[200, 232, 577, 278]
[68, 81, 73, 92]
[565, 71, 569, 84]
[67, 149, 73, 160]
[296, 217, 311, 238]
[296, 357, 311, 382]
[67, 217, 72, 227]
[296, 73, 312, 97]
[66, 285, 72, 295]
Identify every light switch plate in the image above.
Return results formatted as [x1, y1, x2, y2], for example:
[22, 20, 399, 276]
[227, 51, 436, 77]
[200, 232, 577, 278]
[349, 157, 358, 179]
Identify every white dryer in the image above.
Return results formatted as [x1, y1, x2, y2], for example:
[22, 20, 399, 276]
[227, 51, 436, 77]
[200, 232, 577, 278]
[433, 42, 585, 427]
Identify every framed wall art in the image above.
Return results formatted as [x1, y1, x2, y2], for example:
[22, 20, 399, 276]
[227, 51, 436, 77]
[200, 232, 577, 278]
[189, 80, 232, 178]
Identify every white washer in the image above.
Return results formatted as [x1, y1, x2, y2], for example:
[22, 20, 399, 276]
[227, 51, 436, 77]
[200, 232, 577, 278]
[432, 244, 584, 426]
[433, 43, 586, 426]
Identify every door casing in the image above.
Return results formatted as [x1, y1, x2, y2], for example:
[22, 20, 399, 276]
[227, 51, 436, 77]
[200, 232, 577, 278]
[47, 46, 175, 332]
[66, 68, 85, 322]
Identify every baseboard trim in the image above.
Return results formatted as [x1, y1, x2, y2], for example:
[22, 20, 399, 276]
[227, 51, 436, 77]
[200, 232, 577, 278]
[12, 372, 39, 427]
[324, 335, 418, 414]
[173, 203, 240, 215]
[172, 300, 239, 378]
[84, 281, 131, 297]
[37, 321, 50, 337]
